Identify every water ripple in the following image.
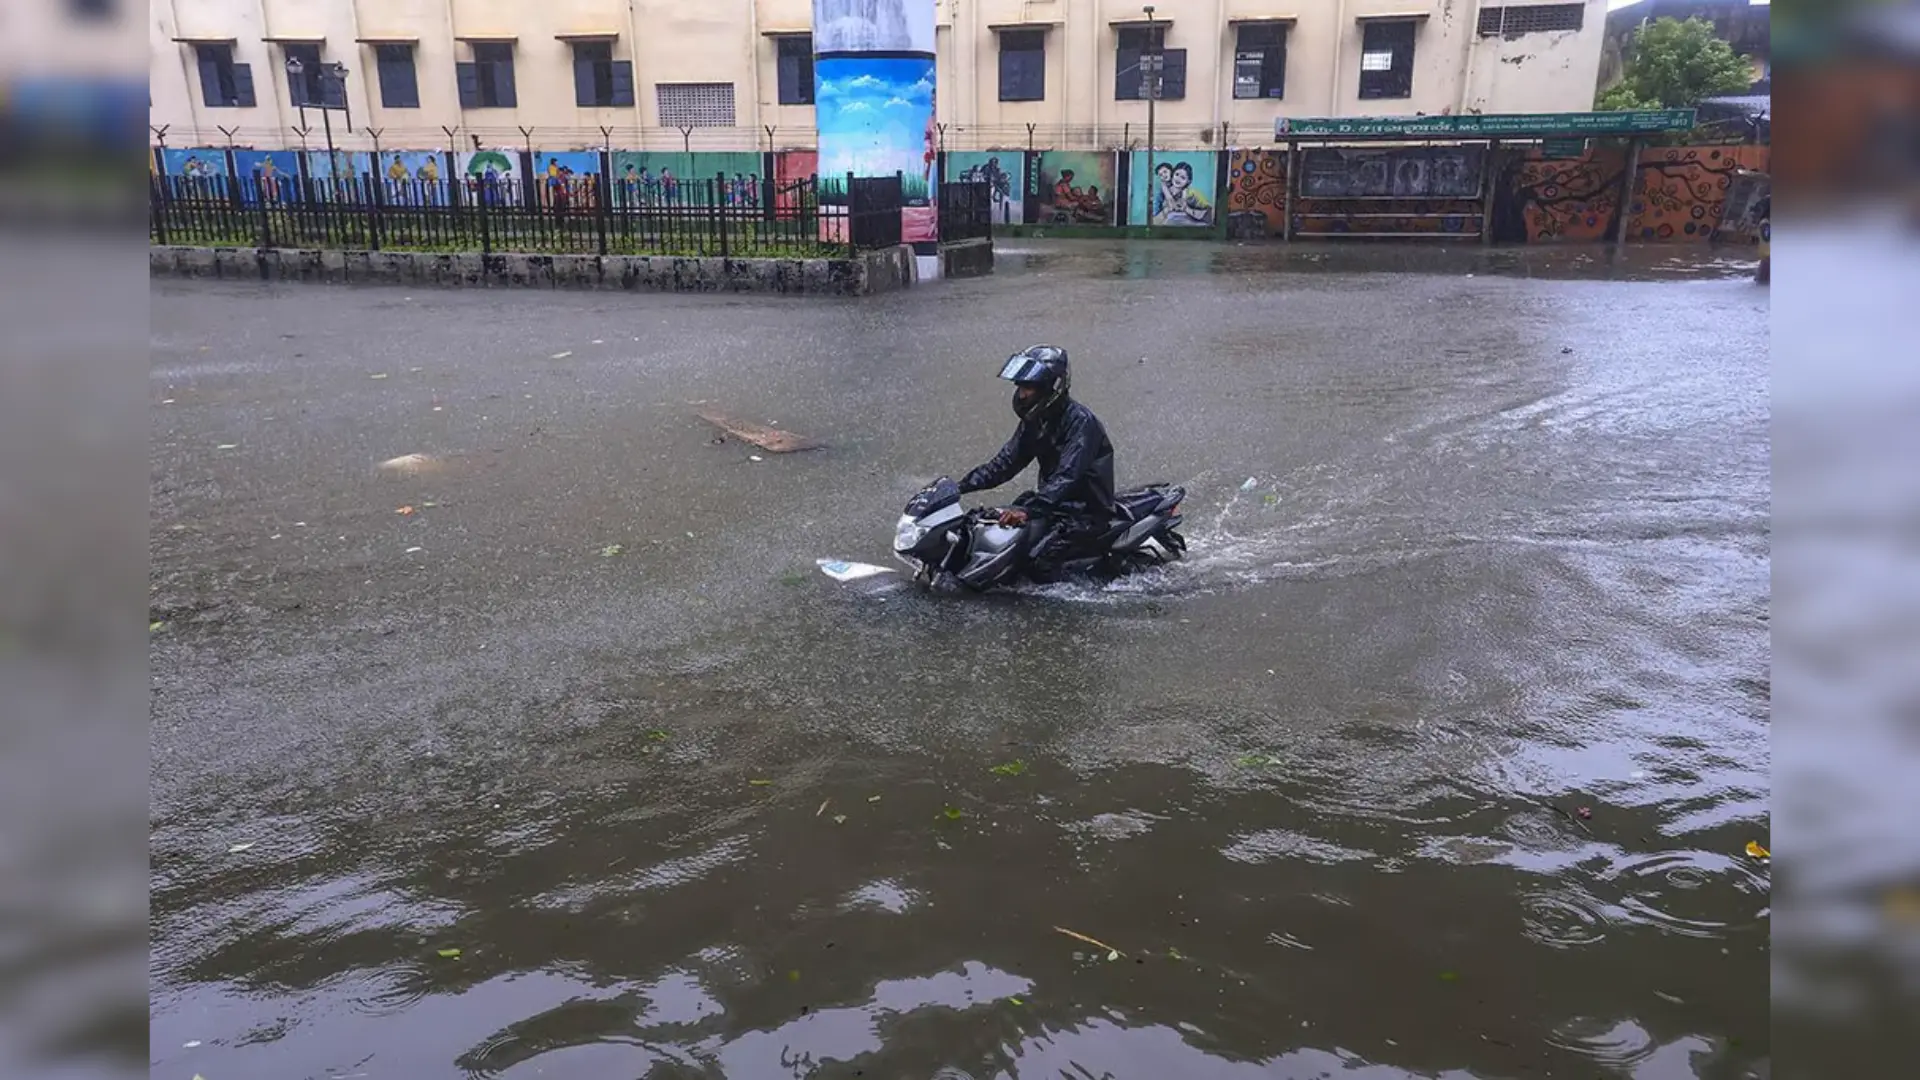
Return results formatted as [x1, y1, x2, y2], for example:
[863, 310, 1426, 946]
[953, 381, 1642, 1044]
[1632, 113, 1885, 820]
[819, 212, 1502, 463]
[1519, 888, 1612, 949]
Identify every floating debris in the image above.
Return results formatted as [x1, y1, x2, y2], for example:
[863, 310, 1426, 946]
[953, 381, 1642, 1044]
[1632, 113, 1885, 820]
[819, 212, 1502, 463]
[1054, 926, 1123, 958]
[695, 409, 822, 453]
[990, 760, 1029, 777]
[1745, 840, 1770, 860]
[436, 947, 462, 959]
[377, 453, 438, 474]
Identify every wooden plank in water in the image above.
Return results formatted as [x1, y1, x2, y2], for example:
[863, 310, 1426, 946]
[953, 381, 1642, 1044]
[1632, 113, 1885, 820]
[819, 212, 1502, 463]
[695, 409, 822, 454]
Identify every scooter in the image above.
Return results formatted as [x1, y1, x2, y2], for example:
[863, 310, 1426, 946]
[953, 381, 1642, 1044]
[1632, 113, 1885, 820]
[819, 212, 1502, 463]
[892, 477, 1187, 591]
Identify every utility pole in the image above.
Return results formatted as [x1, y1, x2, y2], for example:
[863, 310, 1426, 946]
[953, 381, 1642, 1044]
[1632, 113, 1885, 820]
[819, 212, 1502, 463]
[1142, 6, 1159, 226]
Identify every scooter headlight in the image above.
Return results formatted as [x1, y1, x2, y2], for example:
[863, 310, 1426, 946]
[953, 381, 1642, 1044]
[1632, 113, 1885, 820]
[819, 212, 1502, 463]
[894, 518, 929, 552]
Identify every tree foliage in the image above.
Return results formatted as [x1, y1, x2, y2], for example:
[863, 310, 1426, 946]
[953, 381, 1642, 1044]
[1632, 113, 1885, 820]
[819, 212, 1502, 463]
[1597, 16, 1755, 111]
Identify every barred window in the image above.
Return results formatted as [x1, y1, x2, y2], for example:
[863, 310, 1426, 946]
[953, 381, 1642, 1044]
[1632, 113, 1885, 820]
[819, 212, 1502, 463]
[656, 82, 737, 128]
[1478, 4, 1586, 37]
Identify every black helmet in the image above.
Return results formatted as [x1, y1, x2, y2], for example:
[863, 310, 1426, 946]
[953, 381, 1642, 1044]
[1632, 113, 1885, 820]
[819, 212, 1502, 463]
[999, 345, 1070, 420]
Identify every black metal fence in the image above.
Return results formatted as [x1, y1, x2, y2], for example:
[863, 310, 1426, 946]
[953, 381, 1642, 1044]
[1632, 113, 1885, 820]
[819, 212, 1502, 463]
[938, 180, 994, 243]
[150, 172, 907, 259]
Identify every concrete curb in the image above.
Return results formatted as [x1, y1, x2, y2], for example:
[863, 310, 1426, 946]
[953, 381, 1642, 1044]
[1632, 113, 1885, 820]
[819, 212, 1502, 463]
[149, 244, 920, 296]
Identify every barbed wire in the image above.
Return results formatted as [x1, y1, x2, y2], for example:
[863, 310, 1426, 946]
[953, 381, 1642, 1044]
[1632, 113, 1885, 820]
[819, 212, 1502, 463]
[149, 121, 1270, 154]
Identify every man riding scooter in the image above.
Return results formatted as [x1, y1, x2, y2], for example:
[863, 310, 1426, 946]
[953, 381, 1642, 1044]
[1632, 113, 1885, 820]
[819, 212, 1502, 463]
[957, 345, 1117, 580]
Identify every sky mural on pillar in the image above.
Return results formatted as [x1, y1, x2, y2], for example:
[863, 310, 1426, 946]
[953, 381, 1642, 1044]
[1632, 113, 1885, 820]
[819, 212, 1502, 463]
[814, 1, 937, 243]
[814, 57, 936, 203]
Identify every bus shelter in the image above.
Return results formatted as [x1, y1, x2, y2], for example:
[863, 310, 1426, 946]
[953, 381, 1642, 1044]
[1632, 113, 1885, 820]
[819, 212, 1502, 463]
[1270, 110, 1698, 243]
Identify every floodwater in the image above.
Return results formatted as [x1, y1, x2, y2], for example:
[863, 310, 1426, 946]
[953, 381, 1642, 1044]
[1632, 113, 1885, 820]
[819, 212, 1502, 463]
[150, 239, 1770, 1078]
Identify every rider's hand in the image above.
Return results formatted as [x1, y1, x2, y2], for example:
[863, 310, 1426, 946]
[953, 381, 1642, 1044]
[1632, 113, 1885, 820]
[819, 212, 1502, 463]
[998, 508, 1029, 528]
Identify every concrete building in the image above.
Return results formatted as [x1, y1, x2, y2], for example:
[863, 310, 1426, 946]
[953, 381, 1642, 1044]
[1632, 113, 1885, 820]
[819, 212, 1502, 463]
[149, 0, 1611, 152]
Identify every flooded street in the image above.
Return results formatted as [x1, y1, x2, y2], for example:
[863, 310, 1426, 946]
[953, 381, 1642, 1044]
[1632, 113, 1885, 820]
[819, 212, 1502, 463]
[150, 239, 1770, 1079]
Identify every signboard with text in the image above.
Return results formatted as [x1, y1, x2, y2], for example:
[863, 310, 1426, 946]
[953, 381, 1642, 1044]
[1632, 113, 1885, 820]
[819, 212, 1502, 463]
[1274, 110, 1696, 141]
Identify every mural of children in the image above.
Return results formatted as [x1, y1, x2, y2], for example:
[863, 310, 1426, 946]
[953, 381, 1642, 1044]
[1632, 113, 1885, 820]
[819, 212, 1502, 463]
[1152, 162, 1174, 221]
[1079, 185, 1105, 223]
[256, 157, 283, 202]
[418, 156, 440, 205]
[1156, 162, 1213, 226]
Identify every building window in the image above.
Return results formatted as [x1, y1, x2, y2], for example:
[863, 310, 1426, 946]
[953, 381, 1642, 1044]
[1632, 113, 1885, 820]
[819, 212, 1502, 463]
[458, 42, 517, 109]
[1477, 4, 1586, 37]
[375, 44, 420, 109]
[194, 43, 255, 108]
[657, 82, 736, 128]
[1358, 21, 1417, 100]
[1233, 23, 1288, 99]
[776, 34, 814, 105]
[572, 40, 635, 108]
[999, 29, 1046, 102]
[1115, 27, 1185, 101]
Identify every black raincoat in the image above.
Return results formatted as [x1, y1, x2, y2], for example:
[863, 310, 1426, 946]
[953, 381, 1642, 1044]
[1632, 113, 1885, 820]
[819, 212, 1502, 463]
[959, 399, 1116, 525]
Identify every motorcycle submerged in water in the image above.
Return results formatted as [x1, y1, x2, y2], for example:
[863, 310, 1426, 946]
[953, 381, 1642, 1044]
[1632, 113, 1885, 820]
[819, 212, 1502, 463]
[891, 476, 1188, 591]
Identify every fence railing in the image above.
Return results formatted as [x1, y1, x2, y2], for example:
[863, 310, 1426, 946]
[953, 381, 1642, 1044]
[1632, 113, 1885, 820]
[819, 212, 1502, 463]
[149, 173, 907, 259]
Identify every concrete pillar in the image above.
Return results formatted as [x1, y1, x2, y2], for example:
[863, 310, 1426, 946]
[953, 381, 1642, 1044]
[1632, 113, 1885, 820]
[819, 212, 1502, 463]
[812, 1, 939, 278]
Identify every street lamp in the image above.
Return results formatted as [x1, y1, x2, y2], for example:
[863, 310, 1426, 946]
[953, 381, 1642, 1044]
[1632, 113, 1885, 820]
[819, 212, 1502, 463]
[286, 57, 351, 183]
[1142, 6, 1158, 225]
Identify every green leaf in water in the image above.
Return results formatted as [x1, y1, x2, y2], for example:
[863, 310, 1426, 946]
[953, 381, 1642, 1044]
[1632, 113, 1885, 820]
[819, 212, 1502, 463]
[1009, 996, 1024, 1006]
[749, 779, 774, 787]
[1438, 970, 1460, 983]
[437, 947, 462, 959]
[150, 621, 166, 633]
[599, 544, 624, 558]
[941, 805, 964, 821]
[1235, 754, 1281, 768]
[787, 969, 801, 982]
[990, 759, 1028, 777]
[1167, 946, 1184, 961]
[646, 729, 670, 742]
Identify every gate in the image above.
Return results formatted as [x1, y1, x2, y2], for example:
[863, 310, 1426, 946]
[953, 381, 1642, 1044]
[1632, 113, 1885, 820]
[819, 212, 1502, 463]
[938, 180, 992, 243]
[847, 174, 903, 249]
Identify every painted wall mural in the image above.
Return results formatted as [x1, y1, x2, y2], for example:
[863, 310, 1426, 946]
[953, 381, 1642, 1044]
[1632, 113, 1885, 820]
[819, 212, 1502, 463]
[375, 151, 448, 204]
[946, 151, 1023, 226]
[1227, 149, 1287, 236]
[813, 56, 937, 203]
[1129, 151, 1217, 227]
[1626, 145, 1770, 242]
[160, 149, 228, 191]
[1490, 149, 1629, 243]
[231, 149, 298, 203]
[1032, 151, 1115, 226]
[774, 149, 819, 218]
[529, 151, 601, 210]
[611, 151, 764, 208]
[458, 150, 520, 205]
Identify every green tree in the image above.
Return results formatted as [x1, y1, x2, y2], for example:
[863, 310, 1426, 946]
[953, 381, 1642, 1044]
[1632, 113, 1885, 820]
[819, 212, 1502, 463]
[1596, 16, 1755, 111]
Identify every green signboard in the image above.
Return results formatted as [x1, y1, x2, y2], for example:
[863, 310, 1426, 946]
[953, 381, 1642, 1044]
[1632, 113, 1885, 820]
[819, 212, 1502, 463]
[1275, 110, 1696, 140]
[1541, 137, 1588, 158]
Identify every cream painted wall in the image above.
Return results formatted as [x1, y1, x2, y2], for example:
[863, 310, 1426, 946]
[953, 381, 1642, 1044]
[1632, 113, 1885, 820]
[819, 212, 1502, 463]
[149, 0, 1609, 150]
